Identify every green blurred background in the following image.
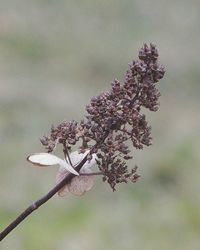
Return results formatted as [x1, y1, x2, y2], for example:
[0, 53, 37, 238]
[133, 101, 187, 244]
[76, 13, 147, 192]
[0, 0, 199, 249]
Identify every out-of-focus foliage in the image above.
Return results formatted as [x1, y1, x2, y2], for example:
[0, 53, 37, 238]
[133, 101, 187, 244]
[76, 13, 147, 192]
[0, 0, 199, 249]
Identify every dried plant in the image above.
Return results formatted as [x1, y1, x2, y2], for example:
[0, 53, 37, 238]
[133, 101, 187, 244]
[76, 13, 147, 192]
[0, 44, 165, 241]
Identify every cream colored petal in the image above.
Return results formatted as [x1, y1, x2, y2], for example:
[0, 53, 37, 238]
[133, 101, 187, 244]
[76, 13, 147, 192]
[27, 153, 63, 167]
[68, 150, 89, 166]
[68, 167, 95, 196]
[27, 152, 79, 175]
[68, 150, 97, 169]
[61, 160, 79, 176]
[56, 168, 69, 197]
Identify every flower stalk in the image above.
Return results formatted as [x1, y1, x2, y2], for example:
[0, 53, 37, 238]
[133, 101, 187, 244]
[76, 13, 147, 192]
[0, 44, 165, 241]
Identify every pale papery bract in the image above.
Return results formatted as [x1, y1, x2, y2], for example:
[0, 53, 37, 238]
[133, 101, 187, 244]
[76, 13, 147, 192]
[56, 150, 97, 196]
[56, 167, 95, 196]
[65, 150, 97, 168]
[27, 153, 79, 176]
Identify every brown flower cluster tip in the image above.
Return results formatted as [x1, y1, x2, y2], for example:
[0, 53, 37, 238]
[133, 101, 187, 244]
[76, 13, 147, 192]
[41, 44, 165, 191]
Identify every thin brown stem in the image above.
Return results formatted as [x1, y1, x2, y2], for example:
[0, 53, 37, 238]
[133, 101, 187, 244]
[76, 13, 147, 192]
[63, 142, 73, 166]
[80, 172, 103, 176]
[0, 153, 89, 242]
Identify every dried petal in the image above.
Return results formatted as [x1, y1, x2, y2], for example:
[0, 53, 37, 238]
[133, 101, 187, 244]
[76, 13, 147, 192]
[27, 153, 79, 175]
[68, 150, 97, 168]
[68, 168, 95, 196]
[56, 168, 69, 196]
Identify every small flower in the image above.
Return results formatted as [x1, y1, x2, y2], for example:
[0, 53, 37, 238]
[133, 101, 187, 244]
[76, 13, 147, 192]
[27, 150, 97, 196]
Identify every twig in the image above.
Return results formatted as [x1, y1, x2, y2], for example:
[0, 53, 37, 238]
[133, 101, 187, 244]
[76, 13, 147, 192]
[63, 142, 73, 166]
[80, 172, 103, 176]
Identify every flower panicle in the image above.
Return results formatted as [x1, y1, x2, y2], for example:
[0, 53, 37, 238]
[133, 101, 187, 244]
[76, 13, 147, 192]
[41, 44, 165, 191]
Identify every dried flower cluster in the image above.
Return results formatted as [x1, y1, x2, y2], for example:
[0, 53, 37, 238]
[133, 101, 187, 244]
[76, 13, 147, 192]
[0, 44, 165, 241]
[41, 44, 165, 191]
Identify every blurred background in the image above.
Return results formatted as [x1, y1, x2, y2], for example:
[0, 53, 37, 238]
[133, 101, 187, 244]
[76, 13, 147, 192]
[0, 0, 199, 249]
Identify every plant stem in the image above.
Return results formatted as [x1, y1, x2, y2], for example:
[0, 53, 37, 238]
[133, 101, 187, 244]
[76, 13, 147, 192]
[0, 153, 89, 241]
[80, 172, 103, 176]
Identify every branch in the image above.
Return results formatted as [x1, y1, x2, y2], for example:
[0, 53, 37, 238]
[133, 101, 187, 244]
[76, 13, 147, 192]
[0, 153, 89, 241]
[80, 172, 103, 176]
